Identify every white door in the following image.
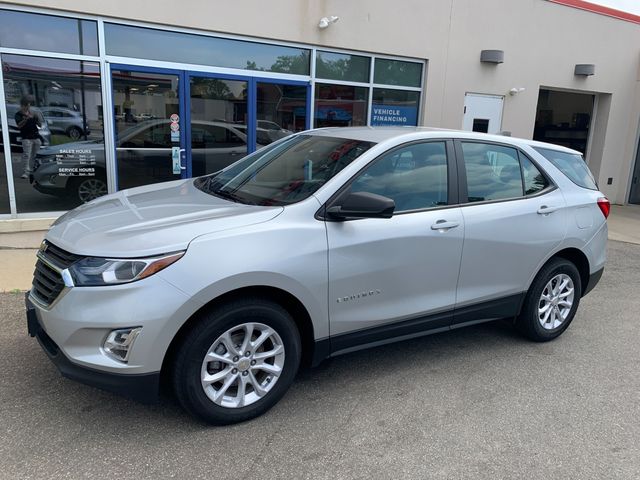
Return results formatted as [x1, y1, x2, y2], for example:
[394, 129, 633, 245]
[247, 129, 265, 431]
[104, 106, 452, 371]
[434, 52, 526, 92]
[463, 93, 504, 134]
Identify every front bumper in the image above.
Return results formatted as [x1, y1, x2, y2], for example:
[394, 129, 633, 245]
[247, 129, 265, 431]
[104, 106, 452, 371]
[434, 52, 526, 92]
[27, 295, 160, 403]
[26, 272, 202, 402]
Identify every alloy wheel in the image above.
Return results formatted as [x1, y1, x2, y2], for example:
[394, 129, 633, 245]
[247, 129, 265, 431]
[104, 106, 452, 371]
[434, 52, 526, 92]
[200, 322, 285, 409]
[77, 178, 107, 203]
[538, 273, 575, 330]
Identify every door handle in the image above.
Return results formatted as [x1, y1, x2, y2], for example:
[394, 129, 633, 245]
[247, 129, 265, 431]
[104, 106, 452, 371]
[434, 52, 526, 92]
[179, 148, 186, 170]
[431, 220, 460, 231]
[537, 205, 559, 215]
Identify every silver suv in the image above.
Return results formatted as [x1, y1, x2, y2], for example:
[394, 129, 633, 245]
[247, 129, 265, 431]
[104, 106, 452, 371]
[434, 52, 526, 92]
[26, 128, 608, 424]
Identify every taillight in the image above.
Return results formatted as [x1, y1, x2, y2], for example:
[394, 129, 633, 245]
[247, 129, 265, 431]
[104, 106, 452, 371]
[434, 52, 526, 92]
[597, 197, 610, 219]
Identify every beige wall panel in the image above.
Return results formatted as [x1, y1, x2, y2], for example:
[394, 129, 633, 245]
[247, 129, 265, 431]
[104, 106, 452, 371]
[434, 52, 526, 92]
[4, 0, 640, 202]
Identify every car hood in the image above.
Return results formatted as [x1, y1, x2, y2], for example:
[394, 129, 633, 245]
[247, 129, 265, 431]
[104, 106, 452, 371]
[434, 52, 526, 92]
[46, 179, 283, 257]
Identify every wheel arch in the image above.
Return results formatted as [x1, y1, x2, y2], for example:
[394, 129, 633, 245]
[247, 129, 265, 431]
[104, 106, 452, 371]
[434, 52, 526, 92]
[528, 247, 590, 300]
[160, 285, 318, 387]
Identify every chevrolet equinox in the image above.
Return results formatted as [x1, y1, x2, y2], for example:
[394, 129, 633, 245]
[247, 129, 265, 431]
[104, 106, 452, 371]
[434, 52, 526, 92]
[26, 127, 608, 424]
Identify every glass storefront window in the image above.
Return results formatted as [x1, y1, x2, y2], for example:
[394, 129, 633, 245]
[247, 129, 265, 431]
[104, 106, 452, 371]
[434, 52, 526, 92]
[112, 70, 182, 190]
[371, 88, 420, 126]
[2, 54, 106, 212]
[314, 84, 368, 128]
[374, 59, 422, 88]
[190, 76, 249, 176]
[0, 9, 98, 56]
[105, 24, 310, 75]
[316, 51, 370, 83]
[0, 109, 10, 214]
[256, 82, 307, 147]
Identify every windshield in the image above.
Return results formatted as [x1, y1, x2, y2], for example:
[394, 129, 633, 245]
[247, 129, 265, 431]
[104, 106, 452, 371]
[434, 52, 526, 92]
[534, 147, 598, 190]
[194, 134, 376, 206]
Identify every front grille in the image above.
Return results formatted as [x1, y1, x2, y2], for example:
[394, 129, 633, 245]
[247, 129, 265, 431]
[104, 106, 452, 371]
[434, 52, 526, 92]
[31, 241, 81, 307]
[40, 241, 82, 269]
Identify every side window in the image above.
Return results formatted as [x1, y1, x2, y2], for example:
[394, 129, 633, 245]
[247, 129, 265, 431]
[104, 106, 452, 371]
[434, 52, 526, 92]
[350, 142, 448, 212]
[520, 154, 549, 195]
[208, 126, 246, 148]
[461, 142, 523, 202]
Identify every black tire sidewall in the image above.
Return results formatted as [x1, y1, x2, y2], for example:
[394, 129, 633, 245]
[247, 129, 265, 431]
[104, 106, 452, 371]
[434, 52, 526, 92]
[175, 300, 301, 425]
[520, 259, 582, 341]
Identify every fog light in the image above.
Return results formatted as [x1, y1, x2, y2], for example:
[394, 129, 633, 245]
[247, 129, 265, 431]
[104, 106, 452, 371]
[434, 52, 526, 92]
[103, 327, 142, 362]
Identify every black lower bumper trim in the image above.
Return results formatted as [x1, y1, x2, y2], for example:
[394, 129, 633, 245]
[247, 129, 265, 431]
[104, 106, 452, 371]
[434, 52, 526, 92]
[583, 267, 604, 297]
[26, 295, 160, 404]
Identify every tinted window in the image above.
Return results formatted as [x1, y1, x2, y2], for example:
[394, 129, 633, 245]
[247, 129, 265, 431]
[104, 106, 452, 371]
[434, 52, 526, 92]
[2, 54, 106, 212]
[371, 88, 420, 126]
[316, 51, 370, 83]
[350, 142, 448, 212]
[533, 147, 597, 190]
[314, 84, 368, 128]
[105, 23, 310, 75]
[0, 9, 98, 55]
[521, 155, 549, 195]
[461, 142, 523, 202]
[195, 135, 375, 206]
[374, 59, 422, 87]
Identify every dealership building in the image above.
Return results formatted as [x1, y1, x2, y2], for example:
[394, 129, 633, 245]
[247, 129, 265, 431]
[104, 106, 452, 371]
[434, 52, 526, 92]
[1, 0, 640, 230]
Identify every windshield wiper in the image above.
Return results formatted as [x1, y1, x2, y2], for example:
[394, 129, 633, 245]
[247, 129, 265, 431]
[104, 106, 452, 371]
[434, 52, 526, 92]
[211, 188, 250, 204]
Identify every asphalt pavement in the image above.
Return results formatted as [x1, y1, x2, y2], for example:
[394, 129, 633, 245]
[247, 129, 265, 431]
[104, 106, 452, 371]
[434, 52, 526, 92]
[0, 240, 639, 479]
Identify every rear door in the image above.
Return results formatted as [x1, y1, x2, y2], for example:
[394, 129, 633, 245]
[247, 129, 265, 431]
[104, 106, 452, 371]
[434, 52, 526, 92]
[326, 140, 464, 351]
[453, 139, 567, 325]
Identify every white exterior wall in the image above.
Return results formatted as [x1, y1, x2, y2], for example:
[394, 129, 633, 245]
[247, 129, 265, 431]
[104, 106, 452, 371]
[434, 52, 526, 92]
[5, 0, 640, 203]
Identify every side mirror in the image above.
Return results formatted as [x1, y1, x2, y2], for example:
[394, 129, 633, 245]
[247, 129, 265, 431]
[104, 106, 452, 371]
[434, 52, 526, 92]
[326, 191, 395, 220]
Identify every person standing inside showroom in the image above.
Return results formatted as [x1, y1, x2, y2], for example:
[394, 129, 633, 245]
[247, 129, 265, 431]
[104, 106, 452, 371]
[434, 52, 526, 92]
[14, 95, 42, 179]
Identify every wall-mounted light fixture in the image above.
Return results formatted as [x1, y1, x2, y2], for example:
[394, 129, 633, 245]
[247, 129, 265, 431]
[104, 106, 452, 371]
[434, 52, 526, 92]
[480, 50, 504, 64]
[509, 87, 526, 96]
[574, 64, 595, 76]
[318, 16, 339, 29]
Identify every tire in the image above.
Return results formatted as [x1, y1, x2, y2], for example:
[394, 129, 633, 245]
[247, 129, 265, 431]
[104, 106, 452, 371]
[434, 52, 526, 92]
[516, 258, 582, 342]
[172, 298, 301, 425]
[67, 126, 82, 140]
[70, 176, 107, 203]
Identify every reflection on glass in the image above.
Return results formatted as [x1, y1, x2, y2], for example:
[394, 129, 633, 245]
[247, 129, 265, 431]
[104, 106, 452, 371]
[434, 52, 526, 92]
[190, 77, 248, 176]
[374, 59, 422, 88]
[2, 54, 105, 213]
[105, 24, 310, 75]
[112, 70, 181, 190]
[371, 88, 420, 127]
[316, 51, 370, 83]
[314, 84, 368, 128]
[256, 82, 306, 147]
[0, 109, 10, 214]
[0, 9, 98, 56]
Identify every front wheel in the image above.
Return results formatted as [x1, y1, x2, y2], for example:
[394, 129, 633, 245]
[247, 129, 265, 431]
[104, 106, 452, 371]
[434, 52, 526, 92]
[70, 177, 107, 203]
[173, 298, 301, 425]
[516, 258, 582, 342]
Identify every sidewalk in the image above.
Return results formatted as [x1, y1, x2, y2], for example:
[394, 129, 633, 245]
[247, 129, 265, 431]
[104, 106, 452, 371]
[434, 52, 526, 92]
[1, 205, 640, 292]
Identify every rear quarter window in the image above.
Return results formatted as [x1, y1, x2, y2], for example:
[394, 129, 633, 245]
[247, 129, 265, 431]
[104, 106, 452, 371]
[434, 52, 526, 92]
[533, 147, 597, 190]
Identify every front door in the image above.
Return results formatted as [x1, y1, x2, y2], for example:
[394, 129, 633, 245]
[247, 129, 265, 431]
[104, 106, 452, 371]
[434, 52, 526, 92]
[326, 140, 464, 351]
[111, 66, 187, 190]
[463, 93, 504, 134]
[111, 67, 310, 190]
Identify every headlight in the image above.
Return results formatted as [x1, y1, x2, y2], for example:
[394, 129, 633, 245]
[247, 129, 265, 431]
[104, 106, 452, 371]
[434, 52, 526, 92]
[68, 251, 184, 286]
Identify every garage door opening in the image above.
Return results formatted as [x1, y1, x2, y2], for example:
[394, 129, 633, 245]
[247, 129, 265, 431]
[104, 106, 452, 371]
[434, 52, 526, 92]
[533, 89, 594, 156]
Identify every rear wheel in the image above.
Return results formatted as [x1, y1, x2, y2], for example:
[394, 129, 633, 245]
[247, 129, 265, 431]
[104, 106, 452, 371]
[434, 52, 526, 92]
[516, 258, 582, 341]
[172, 298, 301, 425]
